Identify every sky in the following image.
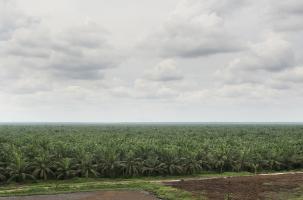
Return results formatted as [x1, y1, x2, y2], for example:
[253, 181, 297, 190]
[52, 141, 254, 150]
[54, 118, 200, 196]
[0, 0, 303, 122]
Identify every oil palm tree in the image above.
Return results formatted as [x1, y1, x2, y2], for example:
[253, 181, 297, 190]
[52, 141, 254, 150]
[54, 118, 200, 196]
[120, 157, 143, 177]
[6, 152, 35, 183]
[75, 154, 98, 178]
[163, 157, 184, 175]
[30, 153, 54, 180]
[183, 157, 202, 175]
[55, 158, 76, 180]
[0, 162, 6, 182]
[98, 153, 122, 178]
[142, 157, 166, 176]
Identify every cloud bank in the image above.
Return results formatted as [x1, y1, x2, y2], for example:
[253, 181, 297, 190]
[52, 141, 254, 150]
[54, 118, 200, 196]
[1, 0, 303, 122]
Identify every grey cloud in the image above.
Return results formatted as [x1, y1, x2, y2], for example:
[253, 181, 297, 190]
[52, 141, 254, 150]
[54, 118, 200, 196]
[115, 59, 186, 100]
[49, 52, 116, 80]
[61, 23, 109, 49]
[0, 63, 53, 95]
[267, 80, 292, 90]
[215, 84, 280, 100]
[0, 20, 121, 86]
[1, 26, 52, 58]
[271, 0, 303, 31]
[46, 22, 120, 80]
[0, 0, 38, 40]
[2, 0, 303, 122]
[215, 35, 295, 93]
[218, 35, 294, 84]
[277, 67, 303, 83]
[144, 0, 244, 58]
[0, 1, 124, 98]
[110, 83, 180, 100]
[5, 79, 53, 95]
[173, 0, 248, 17]
[52, 69, 104, 80]
[143, 59, 183, 82]
[275, 0, 303, 15]
[237, 35, 294, 72]
[133, 79, 180, 99]
[273, 18, 303, 32]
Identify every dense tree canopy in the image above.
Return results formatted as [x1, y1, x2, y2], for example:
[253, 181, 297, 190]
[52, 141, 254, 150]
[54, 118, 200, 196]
[0, 124, 302, 183]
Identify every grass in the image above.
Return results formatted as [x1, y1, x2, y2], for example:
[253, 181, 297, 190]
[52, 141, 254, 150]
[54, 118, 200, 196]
[0, 179, 194, 200]
[288, 186, 303, 200]
[2, 171, 302, 200]
[0, 172, 253, 200]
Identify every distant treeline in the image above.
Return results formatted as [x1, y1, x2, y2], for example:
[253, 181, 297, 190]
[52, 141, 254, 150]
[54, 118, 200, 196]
[0, 125, 302, 183]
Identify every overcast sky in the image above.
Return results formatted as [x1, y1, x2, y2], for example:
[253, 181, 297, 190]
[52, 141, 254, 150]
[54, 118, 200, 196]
[0, 0, 303, 122]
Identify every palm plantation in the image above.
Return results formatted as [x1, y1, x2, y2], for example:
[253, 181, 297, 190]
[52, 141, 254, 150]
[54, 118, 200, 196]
[0, 125, 302, 183]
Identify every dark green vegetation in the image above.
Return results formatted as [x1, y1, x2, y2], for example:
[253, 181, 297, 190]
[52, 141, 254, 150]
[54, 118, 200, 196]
[0, 124, 302, 184]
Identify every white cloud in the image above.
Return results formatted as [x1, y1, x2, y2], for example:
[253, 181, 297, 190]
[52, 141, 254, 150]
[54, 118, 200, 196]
[144, 59, 183, 82]
[0, 6, 122, 94]
[173, 0, 248, 16]
[1, 0, 303, 122]
[133, 78, 180, 99]
[277, 66, 303, 83]
[270, 0, 303, 31]
[108, 59, 185, 100]
[0, 0, 38, 40]
[209, 32, 301, 101]
[48, 22, 120, 80]
[142, 0, 244, 58]
[216, 34, 295, 85]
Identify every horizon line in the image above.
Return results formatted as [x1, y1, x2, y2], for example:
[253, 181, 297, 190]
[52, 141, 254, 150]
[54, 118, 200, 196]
[1, 122, 303, 124]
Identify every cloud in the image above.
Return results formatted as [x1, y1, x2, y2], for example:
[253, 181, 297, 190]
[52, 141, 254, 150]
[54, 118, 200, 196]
[132, 78, 180, 99]
[109, 79, 180, 100]
[276, 0, 303, 15]
[277, 66, 303, 83]
[216, 34, 295, 85]
[270, 0, 303, 31]
[1, 77, 53, 95]
[0, 7, 121, 94]
[2, 21, 120, 79]
[232, 34, 294, 72]
[2, 0, 303, 122]
[215, 84, 280, 99]
[129, 59, 184, 99]
[210, 33, 300, 100]
[142, 0, 244, 58]
[2, 27, 52, 58]
[0, 0, 37, 40]
[48, 22, 120, 80]
[173, 0, 248, 16]
[109, 59, 185, 100]
[143, 59, 183, 82]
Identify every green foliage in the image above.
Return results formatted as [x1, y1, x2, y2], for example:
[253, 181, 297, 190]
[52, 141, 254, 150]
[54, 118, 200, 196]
[6, 151, 35, 183]
[0, 124, 302, 183]
[30, 153, 54, 180]
[0, 178, 196, 200]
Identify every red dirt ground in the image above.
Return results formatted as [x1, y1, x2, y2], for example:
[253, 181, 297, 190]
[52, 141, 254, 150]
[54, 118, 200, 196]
[0, 191, 158, 200]
[165, 173, 303, 200]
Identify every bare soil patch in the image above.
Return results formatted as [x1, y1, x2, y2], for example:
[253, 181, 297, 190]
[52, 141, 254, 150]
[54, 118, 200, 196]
[165, 173, 303, 200]
[0, 191, 158, 200]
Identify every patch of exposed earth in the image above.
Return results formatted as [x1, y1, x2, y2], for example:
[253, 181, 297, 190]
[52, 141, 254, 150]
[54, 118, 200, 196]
[166, 173, 303, 200]
[0, 191, 158, 200]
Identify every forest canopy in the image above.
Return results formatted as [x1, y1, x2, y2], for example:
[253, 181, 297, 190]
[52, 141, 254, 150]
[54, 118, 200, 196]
[0, 124, 302, 183]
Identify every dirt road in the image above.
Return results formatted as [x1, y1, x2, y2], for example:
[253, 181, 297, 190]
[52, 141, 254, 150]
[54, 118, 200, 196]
[0, 191, 158, 200]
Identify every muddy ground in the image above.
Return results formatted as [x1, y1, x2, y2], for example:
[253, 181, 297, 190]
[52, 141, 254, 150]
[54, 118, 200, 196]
[166, 173, 303, 200]
[0, 191, 158, 200]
